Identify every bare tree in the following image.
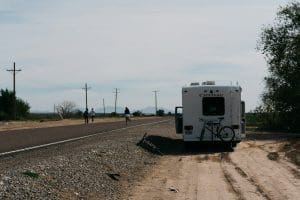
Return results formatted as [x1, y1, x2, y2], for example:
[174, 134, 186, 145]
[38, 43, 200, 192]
[55, 101, 76, 119]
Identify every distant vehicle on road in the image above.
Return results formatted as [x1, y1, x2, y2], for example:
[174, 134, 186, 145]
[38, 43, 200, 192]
[175, 81, 246, 148]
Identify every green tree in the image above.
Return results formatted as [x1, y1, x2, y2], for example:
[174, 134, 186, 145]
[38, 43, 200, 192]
[0, 89, 14, 119]
[16, 97, 30, 119]
[257, 2, 300, 131]
[156, 109, 165, 116]
[0, 89, 30, 120]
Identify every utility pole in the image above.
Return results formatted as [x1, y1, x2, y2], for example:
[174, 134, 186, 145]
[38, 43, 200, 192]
[153, 90, 159, 115]
[113, 88, 120, 114]
[6, 62, 22, 120]
[102, 98, 105, 116]
[82, 83, 91, 110]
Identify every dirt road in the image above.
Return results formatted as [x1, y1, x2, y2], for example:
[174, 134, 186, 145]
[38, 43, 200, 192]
[129, 135, 300, 200]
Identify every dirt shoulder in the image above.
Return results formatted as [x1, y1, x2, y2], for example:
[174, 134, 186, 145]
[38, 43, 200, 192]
[127, 132, 300, 200]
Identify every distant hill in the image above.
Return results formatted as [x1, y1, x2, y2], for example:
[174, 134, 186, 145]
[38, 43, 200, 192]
[139, 106, 172, 114]
[95, 106, 123, 114]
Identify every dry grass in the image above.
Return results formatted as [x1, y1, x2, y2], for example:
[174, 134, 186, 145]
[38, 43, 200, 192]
[279, 140, 300, 166]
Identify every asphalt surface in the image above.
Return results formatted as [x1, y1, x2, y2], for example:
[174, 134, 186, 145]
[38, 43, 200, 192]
[0, 117, 166, 154]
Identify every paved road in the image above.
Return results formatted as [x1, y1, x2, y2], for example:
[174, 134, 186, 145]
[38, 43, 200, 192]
[0, 117, 167, 154]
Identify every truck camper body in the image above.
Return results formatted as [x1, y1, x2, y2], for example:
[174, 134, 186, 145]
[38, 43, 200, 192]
[175, 81, 246, 147]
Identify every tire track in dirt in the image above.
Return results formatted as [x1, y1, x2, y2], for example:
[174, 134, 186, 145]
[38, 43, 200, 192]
[193, 154, 238, 200]
[243, 141, 300, 180]
[229, 145, 300, 200]
[220, 164, 245, 200]
[195, 154, 243, 199]
[219, 153, 245, 200]
[128, 136, 299, 200]
[220, 152, 272, 200]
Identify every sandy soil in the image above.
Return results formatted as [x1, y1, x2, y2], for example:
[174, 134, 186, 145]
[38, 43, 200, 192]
[0, 117, 152, 132]
[128, 139, 300, 200]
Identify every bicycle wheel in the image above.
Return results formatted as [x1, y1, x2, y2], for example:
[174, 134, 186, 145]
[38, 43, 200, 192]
[218, 126, 235, 142]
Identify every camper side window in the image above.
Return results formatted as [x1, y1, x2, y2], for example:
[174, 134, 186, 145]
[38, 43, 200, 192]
[203, 97, 225, 116]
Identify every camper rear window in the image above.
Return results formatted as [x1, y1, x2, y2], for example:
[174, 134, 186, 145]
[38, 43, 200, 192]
[203, 97, 225, 116]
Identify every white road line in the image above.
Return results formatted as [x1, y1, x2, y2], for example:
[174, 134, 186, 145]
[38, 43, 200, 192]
[0, 119, 171, 157]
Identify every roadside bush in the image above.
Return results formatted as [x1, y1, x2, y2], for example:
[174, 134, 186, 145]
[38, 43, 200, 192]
[156, 109, 165, 116]
[110, 112, 119, 117]
[133, 110, 143, 116]
[250, 106, 292, 131]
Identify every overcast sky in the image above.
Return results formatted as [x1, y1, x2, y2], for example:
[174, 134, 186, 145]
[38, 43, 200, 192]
[0, 0, 288, 112]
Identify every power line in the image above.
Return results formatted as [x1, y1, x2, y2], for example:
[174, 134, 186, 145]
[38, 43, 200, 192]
[6, 62, 22, 120]
[113, 88, 120, 114]
[152, 90, 159, 115]
[82, 83, 91, 110]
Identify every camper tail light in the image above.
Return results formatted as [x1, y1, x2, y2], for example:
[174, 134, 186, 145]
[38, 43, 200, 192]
[184, 125, 193, 130]
[184, 125, 193, 135]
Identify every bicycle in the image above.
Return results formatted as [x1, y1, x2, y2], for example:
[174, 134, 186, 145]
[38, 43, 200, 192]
[199, 117, 235, 142]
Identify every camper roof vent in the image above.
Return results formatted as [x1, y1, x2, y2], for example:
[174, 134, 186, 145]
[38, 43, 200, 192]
[190, 82, 200, 86]
[202, 81, 215, 85]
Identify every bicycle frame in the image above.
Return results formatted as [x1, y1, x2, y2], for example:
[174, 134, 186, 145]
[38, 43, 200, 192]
[200, 118, 224, 142]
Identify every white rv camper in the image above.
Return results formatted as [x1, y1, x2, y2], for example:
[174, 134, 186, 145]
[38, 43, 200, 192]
[175, 81, 246, 147]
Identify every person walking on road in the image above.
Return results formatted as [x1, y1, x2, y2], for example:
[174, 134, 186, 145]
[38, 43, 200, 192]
[90, 108, 96, 122]
[83, 108, 89, 124]
[124, 107, 131, 126]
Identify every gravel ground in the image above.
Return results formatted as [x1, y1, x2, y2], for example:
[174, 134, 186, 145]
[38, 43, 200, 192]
[0, 119, 175, 200]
